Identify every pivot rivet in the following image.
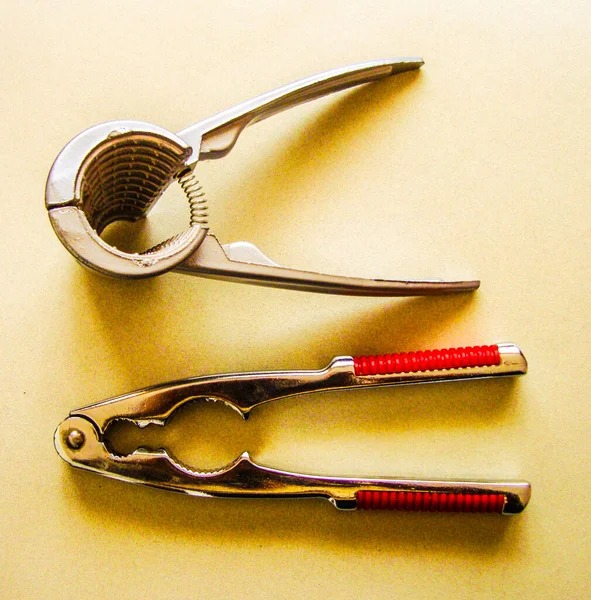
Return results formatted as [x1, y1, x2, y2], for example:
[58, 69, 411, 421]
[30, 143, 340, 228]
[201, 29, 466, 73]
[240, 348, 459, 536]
[66, 429, 85, 450]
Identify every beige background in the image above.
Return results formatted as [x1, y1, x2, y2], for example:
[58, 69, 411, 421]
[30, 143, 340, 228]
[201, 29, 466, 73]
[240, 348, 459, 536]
[1, 1, 589, 598]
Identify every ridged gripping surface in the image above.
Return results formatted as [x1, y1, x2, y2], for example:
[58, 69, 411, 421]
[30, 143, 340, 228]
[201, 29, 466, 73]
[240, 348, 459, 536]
[79, 132, 188, 235]
[356, 490, 505, 512]
[353, 345, 501, 376]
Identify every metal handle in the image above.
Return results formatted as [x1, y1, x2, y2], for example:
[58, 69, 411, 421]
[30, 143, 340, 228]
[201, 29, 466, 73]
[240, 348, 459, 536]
[176, 234, 480, 296]
[54, 422, 531, 515]
[65, 344, 526, 429]
[178, 58, 424, 162]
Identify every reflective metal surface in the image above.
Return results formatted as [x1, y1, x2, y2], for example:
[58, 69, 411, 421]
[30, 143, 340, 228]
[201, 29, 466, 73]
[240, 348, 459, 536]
[45, 58, 480, 294]
[54, 343, 530, 513]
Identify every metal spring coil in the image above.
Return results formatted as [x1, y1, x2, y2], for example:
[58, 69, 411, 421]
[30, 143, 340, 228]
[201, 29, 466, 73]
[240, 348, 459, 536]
[177, 169, 208, 227]
[356, 490, 506, 512]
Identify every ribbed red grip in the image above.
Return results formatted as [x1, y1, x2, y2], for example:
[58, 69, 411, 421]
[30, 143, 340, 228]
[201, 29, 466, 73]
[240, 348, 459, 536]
[353, 344, 501, 376]
[356, 490, 505, 513]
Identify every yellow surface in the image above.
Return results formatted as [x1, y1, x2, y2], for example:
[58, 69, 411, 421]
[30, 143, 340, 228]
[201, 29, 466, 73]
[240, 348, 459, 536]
[1, 1, 590, 598]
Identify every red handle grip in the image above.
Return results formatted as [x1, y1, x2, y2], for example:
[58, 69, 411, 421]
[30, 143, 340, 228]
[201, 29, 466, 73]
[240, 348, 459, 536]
[356, 490, 505, 513]
[353, 344, 501, 376]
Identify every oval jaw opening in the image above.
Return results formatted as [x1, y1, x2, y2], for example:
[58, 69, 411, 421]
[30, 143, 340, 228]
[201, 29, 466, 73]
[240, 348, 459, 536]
[46, 120, 207, 278]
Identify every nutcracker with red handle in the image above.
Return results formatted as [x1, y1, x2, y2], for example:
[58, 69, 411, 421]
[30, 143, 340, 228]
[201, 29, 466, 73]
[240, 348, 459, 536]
[55, 343, 530, 514]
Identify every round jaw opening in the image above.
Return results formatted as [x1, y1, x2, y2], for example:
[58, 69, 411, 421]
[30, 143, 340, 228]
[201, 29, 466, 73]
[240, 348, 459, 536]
[46, 121, 207, 278]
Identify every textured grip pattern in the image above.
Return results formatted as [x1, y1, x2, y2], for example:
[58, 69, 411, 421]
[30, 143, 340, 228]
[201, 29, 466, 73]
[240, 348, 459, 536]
[353, 345, 500, 376]
[356, 490, 505, 513]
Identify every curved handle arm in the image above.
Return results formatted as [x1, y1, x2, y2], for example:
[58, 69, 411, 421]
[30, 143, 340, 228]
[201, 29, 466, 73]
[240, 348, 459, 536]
[178, 57, 423, 162]
[66, 343, 525, 430]
[54, 422, 531, 515]
[176, 234, 479, 296]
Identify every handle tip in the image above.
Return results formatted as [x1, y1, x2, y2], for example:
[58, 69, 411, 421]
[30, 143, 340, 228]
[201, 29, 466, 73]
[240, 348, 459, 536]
[386, 57, 425, 74]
